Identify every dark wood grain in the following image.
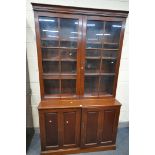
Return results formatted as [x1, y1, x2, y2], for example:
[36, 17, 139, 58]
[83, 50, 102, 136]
[101, 110, 116, 144]
[32, 3, 128, 155]
[62, 109, 81, 148]
[81, 108, 101, 147]
[40, 144, 116, 155]
[45, 112, 59, 149]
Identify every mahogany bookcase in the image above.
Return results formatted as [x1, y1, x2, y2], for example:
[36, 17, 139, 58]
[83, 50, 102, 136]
[32, 3, 128, 155]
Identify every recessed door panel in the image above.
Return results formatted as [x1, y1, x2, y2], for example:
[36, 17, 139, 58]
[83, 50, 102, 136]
[86, 111, 99, 144]
[45, 112, 59, 148]
[64, 112, 76, 145]
[81, 108, 101, 147]
[101, 110, 116, 144]
[62, 109, 81, 148]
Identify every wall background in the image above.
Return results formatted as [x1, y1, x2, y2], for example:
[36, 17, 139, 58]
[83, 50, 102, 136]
[26, 0, 129, 127]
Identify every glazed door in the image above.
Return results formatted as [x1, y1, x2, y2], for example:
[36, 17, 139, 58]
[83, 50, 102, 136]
[81, 16, 124, 98]
[36, 12, 82, 98]
[61, 108, 81, 148]
[81, 108, 102, 147]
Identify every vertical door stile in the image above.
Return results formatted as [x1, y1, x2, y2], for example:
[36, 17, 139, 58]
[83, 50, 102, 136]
[80, 16, 87, 96]
[98, 21, 106, 96]
[98, 109, 104, 144]
[58, 110, 63, 148]
[77, 16, 83, 97]
[58, 17, 61, 98]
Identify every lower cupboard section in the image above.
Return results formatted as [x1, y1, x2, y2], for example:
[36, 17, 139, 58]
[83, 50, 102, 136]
[39, 106, 120, 154]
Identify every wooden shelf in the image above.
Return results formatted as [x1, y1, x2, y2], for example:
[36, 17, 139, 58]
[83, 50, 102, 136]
[101, 73, 115, 76]
[83, 93, 113, 97]
[85, 73, 115, 76]
[85, 57, 117, 60]
[86, 48, 119, 50]
[41, 37, 78, 42]
[102, 57, 117, 60]
[104, 49, 119, 51]
[104, 42, 119, 45]
[86, 57, 100, 59]
[61, 59, 76, 61]
[86, 48, 102, 50]
[43, 73, 77, 79]
[42, 58, 59, 61]
[87, 41, 102, 44]
[86, 41, 118, 45]
[42, 58, 77, 62]
[41, 37, 59, 41]
[41, 46, 77, 49]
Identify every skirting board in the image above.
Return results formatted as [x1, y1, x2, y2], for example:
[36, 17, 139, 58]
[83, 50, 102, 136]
[33, 121, 129, 134]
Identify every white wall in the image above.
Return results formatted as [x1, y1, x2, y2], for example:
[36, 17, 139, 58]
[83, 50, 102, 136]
[26, 0, 129, 127]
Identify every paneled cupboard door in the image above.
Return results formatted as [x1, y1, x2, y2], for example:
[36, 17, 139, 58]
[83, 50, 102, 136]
[61, 109, 81, 148]
[36, 13, 82, 99]
[40, 108, 81, 151]
[81, 107, 120, 148]
[45, 112, 59, 150]
[81, 108, 102, 148]
[82, 17, 124, 97]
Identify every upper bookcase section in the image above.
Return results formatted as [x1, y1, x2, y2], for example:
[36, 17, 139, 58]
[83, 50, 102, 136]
[32, 3, 128, 100]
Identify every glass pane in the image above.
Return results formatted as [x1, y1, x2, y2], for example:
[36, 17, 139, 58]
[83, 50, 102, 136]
[85, 59, 100, 73]
[39, 17, 59, 47]
[101, 60, 116, 73]
[42, 48, 59, 60]
[86, 21, 104, 48]
[60, 49, 77, 60]
[86, 49, 101, 58]
[60, 41, 77, 48]
[42, 61, 59, 73]
[99, 76, 114, 95]
[61, 62, 76, 73]
[102, 50, 117, 59]
[104, 21, 122, 49]
[84, 76, 99, 96]
[44, 79, 60, 95]
[39, 17, 58, 38]
[60, 19, 78, 48]
[61, 79, 76, 94]
[41, 40, 59, 47]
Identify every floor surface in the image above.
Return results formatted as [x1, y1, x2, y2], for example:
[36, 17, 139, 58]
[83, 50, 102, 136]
[27, 127, 129, 155]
